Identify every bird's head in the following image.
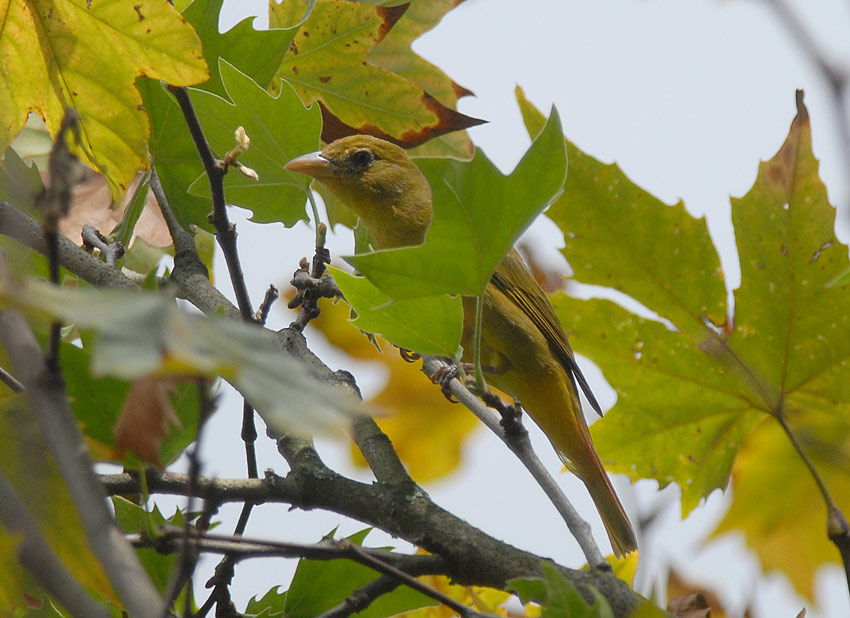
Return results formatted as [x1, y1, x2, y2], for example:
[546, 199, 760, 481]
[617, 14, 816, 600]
[285, 135, 432, 249]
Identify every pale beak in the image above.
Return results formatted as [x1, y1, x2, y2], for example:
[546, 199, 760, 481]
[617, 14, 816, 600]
[284, 151, 334, 180]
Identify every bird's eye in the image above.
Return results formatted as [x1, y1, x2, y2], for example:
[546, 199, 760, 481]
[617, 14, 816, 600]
[351, 149, 374, 168]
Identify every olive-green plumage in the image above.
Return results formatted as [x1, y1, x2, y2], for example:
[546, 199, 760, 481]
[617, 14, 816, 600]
[286, 135, 637, 557]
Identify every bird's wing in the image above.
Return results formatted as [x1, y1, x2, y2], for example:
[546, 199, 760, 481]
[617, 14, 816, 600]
[490, 249, 603, 416]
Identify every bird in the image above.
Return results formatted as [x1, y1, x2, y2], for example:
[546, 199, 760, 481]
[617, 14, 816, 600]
[285, 135, 638, 557]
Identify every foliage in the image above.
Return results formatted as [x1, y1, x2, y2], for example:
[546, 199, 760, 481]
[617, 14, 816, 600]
[0, 1, 847, 617]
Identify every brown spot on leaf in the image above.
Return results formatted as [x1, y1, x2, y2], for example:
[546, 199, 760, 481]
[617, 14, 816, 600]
[292, 65, 299, 75]
[133, 4, 144, 20]
[318, 94, 486, 148]
[375, 3, 409, 43]
[319, 75, 332, 84]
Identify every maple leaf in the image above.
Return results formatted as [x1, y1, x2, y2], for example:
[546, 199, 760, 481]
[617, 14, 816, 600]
[268, 0, 483, 148]
[517, 88, 850, 600]
[0, 0, 208, 197]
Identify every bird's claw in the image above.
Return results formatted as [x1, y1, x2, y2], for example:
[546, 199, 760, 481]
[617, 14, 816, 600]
[431, 363, 461, 403]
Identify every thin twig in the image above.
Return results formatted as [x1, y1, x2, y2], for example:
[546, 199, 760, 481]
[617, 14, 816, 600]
[38, 110, 81, 371]
[150, 166, 197, 255]
[161, 380, 216, 618]
[290, 222, 332, 331]
[0, 201, 137, 290]
[134, 528, 496, 617]
[338, 539, 502, 618]
[0, 364, 24, 392]
[314, 575, 404, 618]
[81, 225, 125, 266]
[255, 285, 279, 325]
[422, 355, 608, 569]
[775, 407, 850, 591]
[167, 85, 255, 322]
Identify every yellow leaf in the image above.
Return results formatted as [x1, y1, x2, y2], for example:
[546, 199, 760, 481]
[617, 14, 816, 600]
[0, 0, 208, 198]
[714, 412, 850, 600]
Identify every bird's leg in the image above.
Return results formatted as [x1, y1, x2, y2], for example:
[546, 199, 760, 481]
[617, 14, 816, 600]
[429, 362, 461, 403]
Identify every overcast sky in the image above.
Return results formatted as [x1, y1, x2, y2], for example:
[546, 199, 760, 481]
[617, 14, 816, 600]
[193, 2, 850, 616]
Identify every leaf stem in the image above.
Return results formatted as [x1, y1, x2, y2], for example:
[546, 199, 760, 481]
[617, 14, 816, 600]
[473, 294, 487, 393]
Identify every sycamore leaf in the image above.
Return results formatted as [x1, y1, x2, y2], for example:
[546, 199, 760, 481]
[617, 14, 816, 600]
[112, 498, 185, 594]
[247, 529, 435, 618]
[367, 0, 476, 159]
[268, 0, 483, 148]
[713, 412, 850, 599]
[348, 107, 566, 300]
[0, 396, 118, 605]
[0, 0, 208, 198]
[517, 89, 850, 525]
[0, 147, 43, 213]
[509, 563, 612, 618]
[183, 0, 304, 98]
[305, 288, 476, 482]
[328, 266, 462, 357]
[187, 60, 323, 225]
[518, 89, 850, 598]
[0, 282, 361, 437]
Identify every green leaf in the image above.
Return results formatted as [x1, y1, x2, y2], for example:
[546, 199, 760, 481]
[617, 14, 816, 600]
[329, 266, 463, 357]
[0, 282, 361, 437]
[0, 150, 51, 283]
[347, 107, 567, 300]
[517, 87, 726, 341]
[269, 0, 482, 148]
[0, 0, 208, 198]
[112, 498, 185, 594]
[278, 528, 434, 618]
[509, 564, 612, 618]
[111, 171, 152, 250]
[517, 89, 850, 516]
[0, 147, 43, 212]
[183, 0, 302, 98]
[187, 60, 323, 226]
[139, 78, 213, 231]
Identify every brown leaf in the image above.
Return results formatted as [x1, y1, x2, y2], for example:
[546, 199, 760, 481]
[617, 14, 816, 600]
[667, 593, 711, 618]
[113, 376, 183, 466]
[49, 170, 172, 248]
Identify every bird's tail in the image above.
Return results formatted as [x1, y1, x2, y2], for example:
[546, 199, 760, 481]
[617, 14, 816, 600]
[574, 456, 638, 558]
[537, 379, 638, 558]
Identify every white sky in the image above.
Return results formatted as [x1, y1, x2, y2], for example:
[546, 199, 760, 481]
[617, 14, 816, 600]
[181, 1, 850, 617]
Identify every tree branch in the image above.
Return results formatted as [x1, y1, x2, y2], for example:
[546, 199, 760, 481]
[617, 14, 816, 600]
[422, 356, 608, 569]
[98, 468, 645, 616]
[0, 307, 164, 618]
[0, 472, 112, 618]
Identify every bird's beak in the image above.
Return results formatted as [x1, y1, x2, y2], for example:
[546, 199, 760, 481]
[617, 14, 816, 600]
[284, 151, 334, 180]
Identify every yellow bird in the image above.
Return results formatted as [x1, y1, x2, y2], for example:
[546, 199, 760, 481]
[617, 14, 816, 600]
[286, 136, 637, 557]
